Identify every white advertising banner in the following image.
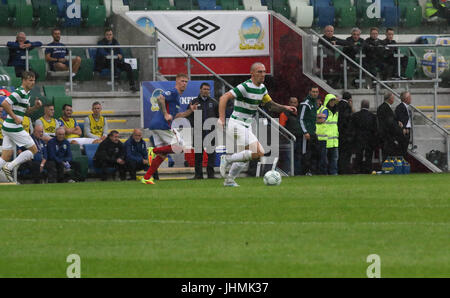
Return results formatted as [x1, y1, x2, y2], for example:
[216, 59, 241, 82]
[126, 11, 270, 58]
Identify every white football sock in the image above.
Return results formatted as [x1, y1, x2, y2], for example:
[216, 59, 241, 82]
[0, 157, 6, 168]
[228, 161, 247, 179]
[227, 150, 253, 163]
[8, 150, 34, 170]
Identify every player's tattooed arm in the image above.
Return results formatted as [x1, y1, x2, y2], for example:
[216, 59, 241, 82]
[264, 101, 297, 114]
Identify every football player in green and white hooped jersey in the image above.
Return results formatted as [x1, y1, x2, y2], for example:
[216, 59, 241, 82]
[218, 62, 297, 187]
[0, 71, 42, 182]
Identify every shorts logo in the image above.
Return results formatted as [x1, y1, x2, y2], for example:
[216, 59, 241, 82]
[177, 16, 220, 40]
[136, 17, 156, 36]
[239, 17, 265, 50]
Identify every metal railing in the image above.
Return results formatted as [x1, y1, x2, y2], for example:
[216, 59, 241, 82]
[1, 44, 157, 92]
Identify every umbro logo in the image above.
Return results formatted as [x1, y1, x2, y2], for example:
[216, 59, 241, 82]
[177, 16, 220, 40]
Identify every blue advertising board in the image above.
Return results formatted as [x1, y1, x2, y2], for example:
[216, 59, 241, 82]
[141, 80, 214, 129]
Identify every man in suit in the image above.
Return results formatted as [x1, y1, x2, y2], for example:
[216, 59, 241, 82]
[395, 91, 412, 159]
[377, 92, 403, 161]
[350, 100, 378, 174]
[337, 91, 354, 174]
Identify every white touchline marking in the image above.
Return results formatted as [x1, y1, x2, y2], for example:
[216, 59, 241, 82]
[0, 218, 449, 226]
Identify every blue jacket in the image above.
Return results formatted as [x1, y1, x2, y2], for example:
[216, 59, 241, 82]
[47, 138, 72, 163]
[32, 135, 47, 163]
[97, 38, 124, 59]
[124, 136, 148, 163]
[7, 40, 43, 67]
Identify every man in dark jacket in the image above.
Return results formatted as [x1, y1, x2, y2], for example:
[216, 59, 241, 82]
[96, 28, 137, 92]
[46, 127, 81, 183]
[377, 92, 403, 161]
[7, 32, 42, 77]
[188, 82, 219, 179]
[298, 86, 320, 175]
[343, 27, 365, 64]
[94, 130, 127, 181]
[350, 100, 378, 174]
[363, 27, 384, 77]
[318, 25, 347, 88]
[337, 91, 354, 174]
[124, 128, 149, 181]
[395, 91, 412, 159]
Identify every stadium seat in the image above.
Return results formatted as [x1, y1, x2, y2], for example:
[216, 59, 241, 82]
[243, 0, 267, 10]
[356, 0, 379, 27]
[174, 0, 198, 10]
[70, 143, 82, 157]
[381, 6, 398, 27]
[401, 5, 422, 28]
[217, 0, 243, 10]
[9, 1, 34, 27]
[332, 0, 356, 28]
[29, 59, 47, 82]
[53, 95, 72, 119]
[0, 48, 10, 65]
[266, 0, 290, 19]
[36, 3, 60, 27]
[0, 66, 21, 87]
[198, 0, 220, 10]
[0, 3, 13, 27]
[83, 4, 107, 27]
[111, 0, 129, 14]
[73, 155, 89, 180]
[150, 0, 175, 10]
[315, 4, 335, 27]
[128, 0, 149, 10]
[78, 122, 84, 137]
[74, 58, 94, 81]
[44, 85, 66, 97]
[288, 0, 314, 27]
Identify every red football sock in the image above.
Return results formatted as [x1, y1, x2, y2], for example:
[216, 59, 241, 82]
[153, 145, 174, 154]
[144, 155, 164, 180]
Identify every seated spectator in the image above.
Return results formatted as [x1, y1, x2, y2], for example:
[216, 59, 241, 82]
[35, 103, 61, 143]
[45, 28, 81, 77]
[46, 127, 81, 183]
[363, 27, 384, 78]
[96, 28, 138, 92]
[93, 130, 127, 181]
[83, 101, 108, 144]
[7, 32, 42, 77]
[343, 27, 365, 65]
[124, 128, 149, 181]
[18, 125, 48, 184]
[58, 104, 97, 146]
[381, 28, 408, 80]
[318, 25, 347, 88]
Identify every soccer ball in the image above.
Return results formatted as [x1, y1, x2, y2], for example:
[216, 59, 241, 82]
[263, 170, 282, 186]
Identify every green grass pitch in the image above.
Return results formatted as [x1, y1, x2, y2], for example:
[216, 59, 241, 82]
[0, 173, 449, 277]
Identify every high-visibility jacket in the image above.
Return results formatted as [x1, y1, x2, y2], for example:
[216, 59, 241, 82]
[59, 117, 79, 139]
[425, 0, 444, 17]
[88, 114, 105, 138]
[22, 116, 31, 134]
[39, 116, 57, 136]
[321, 94, 339, 148]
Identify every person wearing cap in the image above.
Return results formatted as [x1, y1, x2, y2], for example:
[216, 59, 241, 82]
[337, 91, 354, 174]
[319, 94, 340, 175]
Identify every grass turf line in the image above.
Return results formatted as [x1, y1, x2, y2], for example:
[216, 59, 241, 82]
[0, 173, 449, 277]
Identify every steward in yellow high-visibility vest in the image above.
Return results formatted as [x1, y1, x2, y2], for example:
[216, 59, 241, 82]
[426, 0, 450, 22]
[320, 94, 340, 175]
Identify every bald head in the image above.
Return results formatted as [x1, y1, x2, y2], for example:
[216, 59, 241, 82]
[361, 100, 370, 110]
[16, 32, 26, 43]
[34, 125, 43, 138]
[132, 128, 143, 142]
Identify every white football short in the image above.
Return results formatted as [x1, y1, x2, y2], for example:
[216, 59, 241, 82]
[151, 128, 184, 148]
[1, 129, 35, 150]
[226, 117, 258, 148]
